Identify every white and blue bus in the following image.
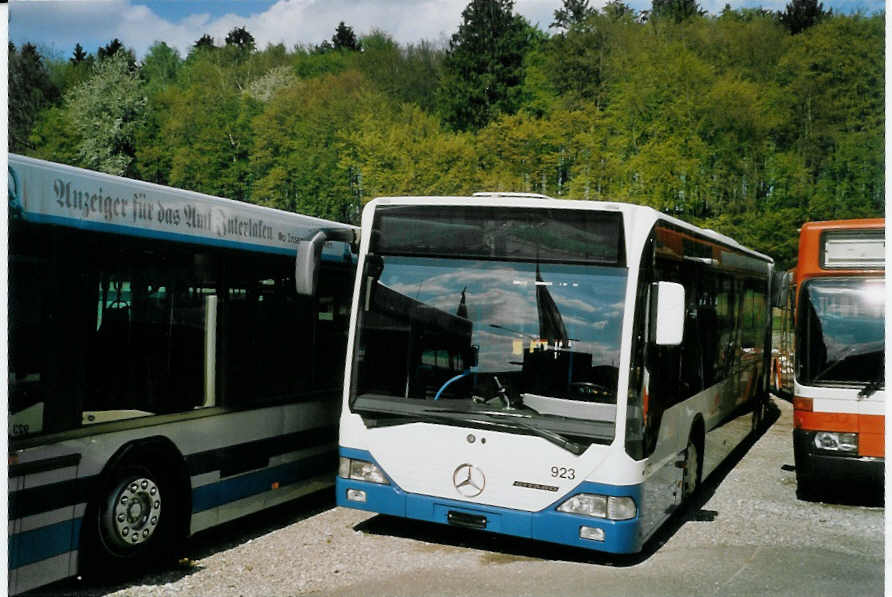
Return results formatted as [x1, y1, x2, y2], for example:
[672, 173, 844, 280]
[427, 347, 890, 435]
[311, 194, 772, 554]
[7, 155, 356, 594]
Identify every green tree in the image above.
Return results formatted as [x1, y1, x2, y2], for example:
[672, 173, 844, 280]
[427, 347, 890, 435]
[651, 0, 703, 23]
[141, 41, 182, 95]
[193, 34, 215, 52]
[342, 103, 482, 199]
[9, 43, 60, 152]
[437, 0, 533, 131]
[154, 48, 259, 199]
[225, 26, 256, 52]
[251, 71, 385, 221]
[28, 105, 81, 165]
[551, 0, 596, 30]
[70, 43, 88, 64]
[97, 38, 136, 69]
[779, 0, 831, 34]
[65, 52, 147, 175]
[542, 8, 635, 109]
[332, 21, 362, 51]
[358, 33, 444, 112]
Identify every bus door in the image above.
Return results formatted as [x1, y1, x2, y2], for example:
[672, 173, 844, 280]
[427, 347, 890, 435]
[8, 450, 82, 595]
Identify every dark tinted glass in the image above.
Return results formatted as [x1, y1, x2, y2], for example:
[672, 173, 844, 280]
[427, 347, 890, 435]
[371, 205, 625, 266]
[797, 277, 884, 384]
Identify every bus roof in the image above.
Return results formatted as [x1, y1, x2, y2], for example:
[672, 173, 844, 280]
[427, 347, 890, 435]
[8, 153, 356, 258]
[367, 195, 773, 264]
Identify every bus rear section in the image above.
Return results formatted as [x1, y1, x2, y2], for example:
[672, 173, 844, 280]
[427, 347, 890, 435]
[332, 196, 772, 554]
[790, 220, 885, 499]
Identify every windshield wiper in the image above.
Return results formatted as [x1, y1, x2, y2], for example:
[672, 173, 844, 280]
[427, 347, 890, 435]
[505, 416, 586, 455]
[421, 406, 585, 455]
[858, 378, 884, 399]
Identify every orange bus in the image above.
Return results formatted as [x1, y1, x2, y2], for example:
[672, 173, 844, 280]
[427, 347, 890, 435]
[785, 219, 884, 499]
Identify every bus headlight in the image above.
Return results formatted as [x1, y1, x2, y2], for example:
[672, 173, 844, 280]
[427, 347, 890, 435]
[339, 457, 389, 484]
[557, 494, 637, 520]
[813, 432, 858, 453]
[606, 496, 637, 520]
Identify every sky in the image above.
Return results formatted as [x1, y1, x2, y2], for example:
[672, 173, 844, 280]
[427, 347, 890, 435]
[9, 0, 884, 61]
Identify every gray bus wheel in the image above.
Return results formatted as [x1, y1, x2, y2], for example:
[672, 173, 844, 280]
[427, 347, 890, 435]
[83, 464, 176, 579]
[681, 439, 701, 502]
[100, 469, 163, 554]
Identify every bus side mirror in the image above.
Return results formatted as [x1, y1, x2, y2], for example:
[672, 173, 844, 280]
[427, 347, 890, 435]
[652, 281, 685, 346]
[296, 231, 327, 297]
[295, 228, 358, 296]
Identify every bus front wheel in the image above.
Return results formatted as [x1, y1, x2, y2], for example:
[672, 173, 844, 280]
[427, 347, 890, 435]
[681, 438, 701, 503]
[82, 464, 176, 579]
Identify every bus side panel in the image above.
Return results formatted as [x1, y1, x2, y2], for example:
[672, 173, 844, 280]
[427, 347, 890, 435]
[8, 452, 83, 596]
[182, 401, 339, 535]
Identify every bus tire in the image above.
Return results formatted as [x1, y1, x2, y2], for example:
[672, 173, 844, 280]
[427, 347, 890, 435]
[751, 397, 764, 433]
[81, 463, 176, 580]
[681, 436, 702, 503]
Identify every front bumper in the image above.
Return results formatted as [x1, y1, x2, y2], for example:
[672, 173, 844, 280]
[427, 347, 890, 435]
[792, 429, 884, 486]
[336, 447, 644, 554]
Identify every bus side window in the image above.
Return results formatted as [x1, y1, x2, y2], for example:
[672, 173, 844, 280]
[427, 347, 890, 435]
[220, 252, 316, 408]
[8, 255, 50, 438]
[84, 245, 218, 420]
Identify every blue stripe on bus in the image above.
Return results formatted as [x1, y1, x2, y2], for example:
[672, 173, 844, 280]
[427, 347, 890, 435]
[8, 518, 81, 570]
[191, 450, 336, 513]
[336, 447, 643, 554]
[22, 212, 353, 262]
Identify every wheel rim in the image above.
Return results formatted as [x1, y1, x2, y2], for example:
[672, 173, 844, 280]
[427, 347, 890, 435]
[108, 477, 162, 549]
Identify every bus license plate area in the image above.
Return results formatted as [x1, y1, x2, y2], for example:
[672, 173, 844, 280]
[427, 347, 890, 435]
[447, 510, 487, 530]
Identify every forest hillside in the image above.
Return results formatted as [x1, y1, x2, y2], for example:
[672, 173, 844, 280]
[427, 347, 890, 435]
[9, 0, 884, 267]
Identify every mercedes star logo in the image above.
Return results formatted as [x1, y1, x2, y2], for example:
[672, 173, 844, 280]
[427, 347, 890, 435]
[453, 463, 486, 497]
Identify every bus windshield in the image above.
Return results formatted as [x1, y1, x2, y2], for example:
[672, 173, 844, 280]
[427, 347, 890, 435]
[351, 205, 627, 451]
[797, 277, 885, 386]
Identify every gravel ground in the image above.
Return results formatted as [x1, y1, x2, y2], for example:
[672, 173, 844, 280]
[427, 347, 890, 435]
[35, 397, 884, 597]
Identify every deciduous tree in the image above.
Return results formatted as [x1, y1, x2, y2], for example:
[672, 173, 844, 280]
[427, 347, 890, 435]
[225, 26, 256, 52]
[65, 52, 147, 175]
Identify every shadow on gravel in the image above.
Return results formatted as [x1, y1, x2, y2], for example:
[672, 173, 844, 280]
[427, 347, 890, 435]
[355, 401, 782, 568]
[29, 489, 336, 597]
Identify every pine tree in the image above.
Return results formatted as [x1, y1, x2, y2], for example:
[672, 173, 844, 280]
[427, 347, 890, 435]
[332, 22, 362, 51]
[437, 0, 532, 131]
[778, 0, 831, 34]
[9, 43, 59, 152]
[70, 43, 88, 64]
